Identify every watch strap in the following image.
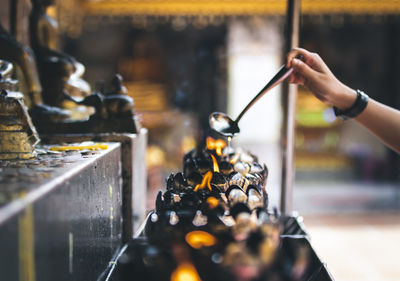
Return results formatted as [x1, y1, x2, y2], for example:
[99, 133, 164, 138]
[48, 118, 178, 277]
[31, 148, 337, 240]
[333, 90, 369, 120]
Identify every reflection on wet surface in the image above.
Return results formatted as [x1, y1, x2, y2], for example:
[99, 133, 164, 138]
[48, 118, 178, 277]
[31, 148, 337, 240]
[0, 143, 106, 207]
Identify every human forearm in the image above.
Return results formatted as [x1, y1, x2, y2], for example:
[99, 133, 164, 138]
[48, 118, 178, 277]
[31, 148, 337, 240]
[354, 98, 400, 154]
[312, 77, 400, 154]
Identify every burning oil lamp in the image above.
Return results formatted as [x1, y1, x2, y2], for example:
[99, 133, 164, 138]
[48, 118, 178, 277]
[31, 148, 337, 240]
[183, 137, 268, 200]
[193, 171, 213, 192]
[209, 154, 228, 191]
[193, 168, 225, 194]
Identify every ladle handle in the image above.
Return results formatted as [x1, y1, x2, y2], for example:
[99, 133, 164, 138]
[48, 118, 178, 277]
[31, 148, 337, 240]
[235, 64, 294, 123]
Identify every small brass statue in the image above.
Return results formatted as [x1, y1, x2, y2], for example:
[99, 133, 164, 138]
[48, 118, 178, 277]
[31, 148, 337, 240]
[54, 74, 140, 134]
[65, 74, 134, 118]
[30, 0, 90, 107]
[0, 61, 39, 160]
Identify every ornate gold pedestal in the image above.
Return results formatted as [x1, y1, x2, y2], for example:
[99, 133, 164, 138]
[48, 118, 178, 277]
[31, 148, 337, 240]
[0, 90, 39, 160]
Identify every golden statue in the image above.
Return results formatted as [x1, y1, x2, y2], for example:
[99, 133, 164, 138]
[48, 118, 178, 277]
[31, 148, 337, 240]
[0, 22, 70, 122]
[0, 23, 42, 108]
[29, 0, 90, 107]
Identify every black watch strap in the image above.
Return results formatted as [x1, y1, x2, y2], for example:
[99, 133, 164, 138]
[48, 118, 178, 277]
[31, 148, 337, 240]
[333, 90, 369, 120]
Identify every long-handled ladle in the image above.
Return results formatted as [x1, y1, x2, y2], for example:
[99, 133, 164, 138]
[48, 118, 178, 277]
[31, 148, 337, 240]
[209, 56, 302, 137]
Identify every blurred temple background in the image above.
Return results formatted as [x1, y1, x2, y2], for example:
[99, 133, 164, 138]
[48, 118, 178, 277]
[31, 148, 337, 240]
[1, 1, 400, 280]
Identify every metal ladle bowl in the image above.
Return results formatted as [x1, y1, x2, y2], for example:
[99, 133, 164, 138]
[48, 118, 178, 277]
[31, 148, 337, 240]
[209, 57, 301, 138]
[209, 113, 240, 137]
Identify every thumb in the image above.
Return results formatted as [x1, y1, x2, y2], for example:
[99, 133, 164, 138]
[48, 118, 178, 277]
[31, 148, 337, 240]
[292, 58, 318, 80]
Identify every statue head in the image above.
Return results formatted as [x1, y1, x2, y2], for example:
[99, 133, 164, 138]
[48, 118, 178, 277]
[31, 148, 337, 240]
[110, 74, 128, 96]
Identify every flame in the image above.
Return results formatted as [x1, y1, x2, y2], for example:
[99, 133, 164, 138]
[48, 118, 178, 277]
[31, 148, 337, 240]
[171, 262, 202, 281]
[206, 137, 226, 156]
[185, 230, 217, 249]
[210, 154, 220, 173]
[193, 171, 213, 191]
[229, 153, 240, 165]
[206, 197, 219, 209]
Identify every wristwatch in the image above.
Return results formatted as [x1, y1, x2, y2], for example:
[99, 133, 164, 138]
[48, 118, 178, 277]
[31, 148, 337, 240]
[333, 89, 369, 120]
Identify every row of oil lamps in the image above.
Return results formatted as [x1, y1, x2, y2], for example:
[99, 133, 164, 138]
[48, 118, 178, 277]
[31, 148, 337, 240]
[115, 137, 311, 281]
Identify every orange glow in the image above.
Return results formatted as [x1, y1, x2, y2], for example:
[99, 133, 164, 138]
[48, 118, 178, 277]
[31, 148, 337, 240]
[194, 171, 213, 191]
[210, 154, 220, 173]
[171, 262, 202, 281]
[229, 153, 240, 164]
[206, 197, 219, 209]
[185, 231, 217, 249]
[206, 137, 226, 156]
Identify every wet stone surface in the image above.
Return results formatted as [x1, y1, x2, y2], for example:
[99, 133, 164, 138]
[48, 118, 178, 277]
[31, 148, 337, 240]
[0, 141, 123, 281]
[0, 143, 109, 207]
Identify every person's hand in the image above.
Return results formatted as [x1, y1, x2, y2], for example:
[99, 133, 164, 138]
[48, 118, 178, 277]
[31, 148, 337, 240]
[286, 48, 357, 110]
